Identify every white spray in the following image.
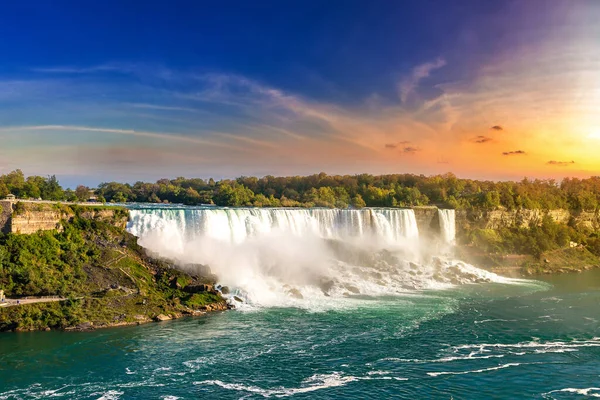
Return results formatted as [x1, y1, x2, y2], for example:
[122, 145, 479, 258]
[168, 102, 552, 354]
[127, 206, 507, 308]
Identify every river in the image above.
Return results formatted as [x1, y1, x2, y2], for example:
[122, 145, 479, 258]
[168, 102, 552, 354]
[1, 270, 599, 399]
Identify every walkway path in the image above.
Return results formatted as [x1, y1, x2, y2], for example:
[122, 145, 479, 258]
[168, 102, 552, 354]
[0, 296, 67, 308]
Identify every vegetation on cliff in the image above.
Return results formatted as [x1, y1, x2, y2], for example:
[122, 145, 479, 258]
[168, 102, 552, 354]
[0, 210, 225, 332]
[458, 215, 600, 274]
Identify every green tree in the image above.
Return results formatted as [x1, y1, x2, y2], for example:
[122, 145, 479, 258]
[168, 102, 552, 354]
[0, 182, 8, 199]
[351, 194, 366, 208]
[75, 185, 90, 202]
[40, 175, 64, 200]
[214, 183, 255, 206]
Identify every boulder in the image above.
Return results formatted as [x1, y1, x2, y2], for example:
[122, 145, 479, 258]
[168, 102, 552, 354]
[286, 288, 303, 299]
[220, 286, 230, 295]
[154, 314, 171, 321]
[345, 285, 360, 294]
[318, 278, 335, 295]
[76, 322, 94, 331]
[184, 284, 213, 293]
[170, 277, 182, 289]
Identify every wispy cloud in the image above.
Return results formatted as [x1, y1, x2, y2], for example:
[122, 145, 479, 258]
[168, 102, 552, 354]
[398, 58, 446, 104]
[384, 140, 411, 149]
[0, 125, 241, 149]
[502, 150, 526, 155]
[491, 125, 504, 131]
[30, 63, 132, 74]
[403, 146, 421, 154]
[471, 135, 493, 143]
[124, 103, 197, 113]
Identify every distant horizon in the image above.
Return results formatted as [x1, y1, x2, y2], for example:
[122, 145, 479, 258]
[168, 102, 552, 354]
[3, 167, 599, 190]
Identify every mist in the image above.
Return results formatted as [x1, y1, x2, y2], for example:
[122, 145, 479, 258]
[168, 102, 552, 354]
[127, 206, 511, 308]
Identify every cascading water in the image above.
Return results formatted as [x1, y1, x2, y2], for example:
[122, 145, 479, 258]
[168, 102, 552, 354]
[127, 207, 419, 244]
[127, 205, 511, 308]
[438, 209, 456, 245]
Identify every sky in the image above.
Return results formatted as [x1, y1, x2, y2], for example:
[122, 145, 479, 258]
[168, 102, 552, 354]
[1, 0, 600, 187]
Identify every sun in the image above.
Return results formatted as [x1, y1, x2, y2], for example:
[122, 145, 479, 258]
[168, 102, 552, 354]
[588, 132, 600, 140]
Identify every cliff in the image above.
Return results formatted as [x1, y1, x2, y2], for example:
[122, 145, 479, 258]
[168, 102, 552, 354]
[0, 201, 11, 234]
[0, 201, 128, 234]
[456, 208, 600, 231]
[413, 206, 442, 241]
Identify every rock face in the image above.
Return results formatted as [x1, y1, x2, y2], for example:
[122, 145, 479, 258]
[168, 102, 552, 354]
[1, 201, 128, 234]
[456, 209, 600, 231]
[0, 201, 12, 234]
[10, 207, 65, 234]
[413, 207, 440, 241]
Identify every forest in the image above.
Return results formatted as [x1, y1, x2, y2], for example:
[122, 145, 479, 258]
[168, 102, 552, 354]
[2, 169, 600, 211]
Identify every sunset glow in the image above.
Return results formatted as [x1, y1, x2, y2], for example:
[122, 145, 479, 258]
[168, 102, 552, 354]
[1, 1, 599, 186]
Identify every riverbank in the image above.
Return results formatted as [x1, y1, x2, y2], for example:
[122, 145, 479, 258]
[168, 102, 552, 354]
[456, 245, 600, 277]
[0, 207, 227, 332]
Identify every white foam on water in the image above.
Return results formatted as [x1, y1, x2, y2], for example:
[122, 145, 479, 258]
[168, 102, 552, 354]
[380, 354, 506, 364]
[378, 338, 600, 367]
[440, 338, 600, 361]
[195, 371, 410, 398]
[474, 319, 519, 324]
[195, 372, 358, 397]
[453, 338, 600, 351]
[427, 362, 524, 377]
[542, 388, 600, 398]
[96, 390, 124, 400]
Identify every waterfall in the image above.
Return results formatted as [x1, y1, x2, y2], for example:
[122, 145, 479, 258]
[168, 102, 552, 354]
[127, 207, 421, 245]
[438, 209, 456, 244]
[125, 205, 509, 307]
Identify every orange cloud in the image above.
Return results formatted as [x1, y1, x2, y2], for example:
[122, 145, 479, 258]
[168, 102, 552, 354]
[547, 160, 575, 166]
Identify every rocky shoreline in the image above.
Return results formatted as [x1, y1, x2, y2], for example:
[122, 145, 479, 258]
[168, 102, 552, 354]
[62, 302, 231, 332]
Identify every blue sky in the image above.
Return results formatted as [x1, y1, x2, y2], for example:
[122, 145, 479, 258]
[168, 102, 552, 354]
[1, 1, 599, 187]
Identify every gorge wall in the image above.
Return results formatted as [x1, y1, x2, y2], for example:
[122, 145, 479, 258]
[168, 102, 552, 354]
[0, 201, 128, 234]
[2, 200, 598, 236]
[0, 201, 12, 234]
[455, 209, 600, 231]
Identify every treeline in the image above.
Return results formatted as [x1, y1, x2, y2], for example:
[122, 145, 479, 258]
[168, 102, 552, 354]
[3, 169, 600, 210]
[0, 169, 90, 202]
[96, 173, 600, 210]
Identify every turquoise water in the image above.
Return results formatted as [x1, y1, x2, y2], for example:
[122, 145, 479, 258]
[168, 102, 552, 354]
[1, 271, 600, 399]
